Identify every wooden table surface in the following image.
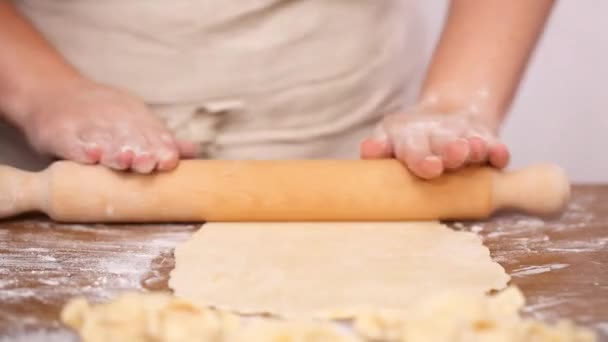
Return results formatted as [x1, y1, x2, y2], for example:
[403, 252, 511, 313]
[0, 185, 606, 341]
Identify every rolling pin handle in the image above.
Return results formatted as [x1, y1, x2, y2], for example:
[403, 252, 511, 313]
[0, 165, 46, 219]
[492, 164, 570, 216]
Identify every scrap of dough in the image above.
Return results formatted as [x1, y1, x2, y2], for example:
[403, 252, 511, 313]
[62, 292, 359, 342]
[169, 222, 510, 318]
[352, 286, 596, 342]
[61, 288, 596, 342]
[61, 292, 238, 342]
[225, 321, 358, 342]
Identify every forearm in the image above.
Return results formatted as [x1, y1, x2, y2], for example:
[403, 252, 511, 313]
[418, 0, 554, 131]
[0, 1, 81, 124]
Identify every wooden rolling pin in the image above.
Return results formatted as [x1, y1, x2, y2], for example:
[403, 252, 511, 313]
[0, 160, 569, 222]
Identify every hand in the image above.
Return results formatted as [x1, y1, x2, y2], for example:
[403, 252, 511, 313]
[360, 108, 510, 179]
[13, 79, 198, 173]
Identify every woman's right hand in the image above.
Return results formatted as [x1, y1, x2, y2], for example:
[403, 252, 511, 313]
[0, 2, 196, 173]
[12, 79, 198, 173]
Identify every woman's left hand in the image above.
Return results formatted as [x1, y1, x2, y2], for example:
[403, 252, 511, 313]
[360, 108, 510, 179]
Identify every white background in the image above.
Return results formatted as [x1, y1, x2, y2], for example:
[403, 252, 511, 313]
[418, 1, 608, 183]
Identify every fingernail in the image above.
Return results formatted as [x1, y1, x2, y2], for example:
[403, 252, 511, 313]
[136, 161, 155, 174]
[421, 157, 444, 179]
[81, 143, 102, 163]
[424, 156, 441, 164]
[157, 148, 175, 162]
[132, 152, 155, 173]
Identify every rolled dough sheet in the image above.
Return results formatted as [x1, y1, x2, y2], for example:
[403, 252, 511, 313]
[169, 222, 510, 318]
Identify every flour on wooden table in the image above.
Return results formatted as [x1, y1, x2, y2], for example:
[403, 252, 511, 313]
[453, 192, 603, 262]
[0, 221, 196, 335]
[452, 191, 607, 339]
[510, 264, 570, 277]
[0, 329, 78, 342]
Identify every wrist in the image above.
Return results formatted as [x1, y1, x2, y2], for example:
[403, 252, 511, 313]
[0, 72, 84, 127]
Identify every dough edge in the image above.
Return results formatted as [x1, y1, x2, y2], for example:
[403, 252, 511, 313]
[169, 221, 511, 318]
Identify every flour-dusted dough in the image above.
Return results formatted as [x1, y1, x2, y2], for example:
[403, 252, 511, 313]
[351, 286, 595, 341]
[61, 288, 596, 342]
[61, 292, 359, 342]
[61, 292, 238, 342]
[169, 222, 510, 318]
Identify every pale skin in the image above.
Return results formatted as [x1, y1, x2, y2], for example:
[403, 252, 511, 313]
[0, 1, 198, 173]
[0, 0, 554, 177]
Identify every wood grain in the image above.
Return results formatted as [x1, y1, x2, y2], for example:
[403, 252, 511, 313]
[0, 186, 606, 341]
[0, 161, 569, 222]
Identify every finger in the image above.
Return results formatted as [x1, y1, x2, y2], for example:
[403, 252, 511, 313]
[109, 139, 141, 171]
[394, 127, 443, 179]
[111, 133, 151, 171]
[81, 143, 102, 164]
[121, 128, 164, 173]
[81, 130, 133, 171]
[117, 147, 135, 169]
[360, 122, 393, 159]
[413, 155, 443, 179]
[128, 134, 157, 173]
[488, 142, 510, 169]
[176, 140, 200, 159]
[466, 136, 488, 164]
[131, 152, 156, 174]
[360, 138, 393, 159]
[430, 128, 470, 170]
[153, 133, 179, 172]
[61, 142, 100, 165]
[120, 144, 155, 173]
[156, 147, 179, 171]
[441, 139, 470, 170]
[101, 149, 130, 171]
